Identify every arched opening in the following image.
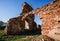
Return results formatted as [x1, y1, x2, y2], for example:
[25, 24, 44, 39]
[24, 14, 42, 35]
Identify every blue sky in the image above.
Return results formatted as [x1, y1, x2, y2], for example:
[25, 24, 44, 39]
[0, 0, 52, 25]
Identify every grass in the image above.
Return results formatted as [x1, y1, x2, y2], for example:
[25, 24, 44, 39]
[0, 30, 40, 41]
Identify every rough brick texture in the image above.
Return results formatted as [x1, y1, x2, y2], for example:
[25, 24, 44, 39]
[22, 0, 60, 40]
[4, 2, 38, 35]
[38, 0, 60, 40]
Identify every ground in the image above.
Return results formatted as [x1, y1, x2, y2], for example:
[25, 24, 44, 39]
[0, 29, 40, 41]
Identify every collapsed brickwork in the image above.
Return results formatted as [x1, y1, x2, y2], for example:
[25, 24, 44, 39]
[4, 2, 38, 35]
[4, 0, 60, 40]
[21, 2, 37, 31]
[22, 0, 60, 40]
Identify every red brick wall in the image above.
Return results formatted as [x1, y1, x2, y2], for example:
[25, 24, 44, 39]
[21, 0, 60, 40]
[38, 0, 60, 40]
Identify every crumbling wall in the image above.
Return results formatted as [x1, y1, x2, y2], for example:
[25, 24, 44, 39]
[4, 2, 37, 35]
[22, 0, 60, 40]
[4, 0, 60, 40]
[38, 0, 60, 40]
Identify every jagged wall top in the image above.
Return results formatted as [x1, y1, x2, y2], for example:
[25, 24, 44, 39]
[21, 0, 60, 20]
[22, 2, 33, 13]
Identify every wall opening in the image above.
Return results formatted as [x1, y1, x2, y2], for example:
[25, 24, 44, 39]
[24, 14, 42, 35]
[34, 14, 42, 25]
[34, 14, 42, 34]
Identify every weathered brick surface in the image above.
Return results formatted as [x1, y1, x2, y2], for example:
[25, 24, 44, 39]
[38, 0, 60, 40]
[22, 0, 60, 40]
[4, 2, 37, 35]
[4, 0, 60, 40]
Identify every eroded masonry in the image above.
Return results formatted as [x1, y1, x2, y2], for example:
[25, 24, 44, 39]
[4, 0, 60, 40]
[4, 2, 41, 35]
[22, 0, 60, 40]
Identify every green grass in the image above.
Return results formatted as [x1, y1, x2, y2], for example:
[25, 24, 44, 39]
[0, 30, 40, 41]
[0, 30, 4, 35]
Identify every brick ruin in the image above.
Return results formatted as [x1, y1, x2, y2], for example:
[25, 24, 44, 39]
[22, 0, 60, 40]
[4, 2, 41, 35]
[4, 0, 60, 40]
